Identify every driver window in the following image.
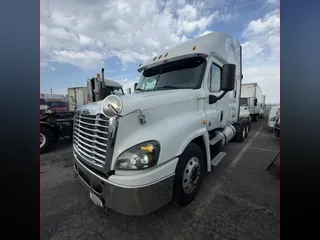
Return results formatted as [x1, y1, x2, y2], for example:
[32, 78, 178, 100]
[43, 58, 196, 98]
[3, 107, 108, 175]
[142, 78, 157, 90]
[208, 64, 221, 92]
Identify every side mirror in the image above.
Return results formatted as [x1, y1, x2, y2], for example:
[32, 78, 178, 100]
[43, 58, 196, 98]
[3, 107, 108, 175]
[221, 64, 236, 92]
[134, 83, 138, 90]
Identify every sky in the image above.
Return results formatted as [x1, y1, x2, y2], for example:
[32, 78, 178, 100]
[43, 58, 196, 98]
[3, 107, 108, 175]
[40, 0, 280, 103]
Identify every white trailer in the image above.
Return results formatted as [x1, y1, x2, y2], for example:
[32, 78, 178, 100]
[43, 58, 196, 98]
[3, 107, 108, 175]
[240, 83, 263, 121]
[73, 32, 250, 215]
[68, 87, 88, 112]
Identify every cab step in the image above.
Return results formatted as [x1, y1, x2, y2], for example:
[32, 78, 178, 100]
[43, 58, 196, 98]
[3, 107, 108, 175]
[209, 134, 224, 146]
[211, 152, 226, 167]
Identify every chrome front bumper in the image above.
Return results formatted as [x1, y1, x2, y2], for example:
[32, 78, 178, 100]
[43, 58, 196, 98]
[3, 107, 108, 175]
[73, 154, 174, 216]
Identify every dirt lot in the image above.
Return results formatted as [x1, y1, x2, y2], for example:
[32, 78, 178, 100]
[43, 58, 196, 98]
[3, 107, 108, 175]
[41, 119, 279, 240]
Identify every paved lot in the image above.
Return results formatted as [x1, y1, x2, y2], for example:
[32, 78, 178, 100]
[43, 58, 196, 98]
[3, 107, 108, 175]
[41, 119, 279, 240]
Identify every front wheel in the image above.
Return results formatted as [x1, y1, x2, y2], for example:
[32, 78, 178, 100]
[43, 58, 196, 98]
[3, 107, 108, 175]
[174, 143, 204, 207]
[40, 127, 53, 154]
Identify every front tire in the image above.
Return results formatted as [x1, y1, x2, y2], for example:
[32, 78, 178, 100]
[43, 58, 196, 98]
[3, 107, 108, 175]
[174, 143, 204, 207]
[252, 114, 258, 122]
[40, 127, 53, 154]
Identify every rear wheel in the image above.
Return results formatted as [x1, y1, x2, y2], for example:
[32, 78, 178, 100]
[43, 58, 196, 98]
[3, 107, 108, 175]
[235, 122, 245, 142]
[174, 143, 204, 207]
[245, 121, 249, 137]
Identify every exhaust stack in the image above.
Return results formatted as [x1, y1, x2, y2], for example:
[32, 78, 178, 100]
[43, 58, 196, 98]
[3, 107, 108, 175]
[101, 68, 105, 88]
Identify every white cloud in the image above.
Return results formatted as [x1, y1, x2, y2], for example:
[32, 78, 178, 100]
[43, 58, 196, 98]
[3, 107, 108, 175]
[241, 9, 280, 103]
[51, 50, 105, 69]
[242, 9, 280, 62]
[41, 0, 231, 69]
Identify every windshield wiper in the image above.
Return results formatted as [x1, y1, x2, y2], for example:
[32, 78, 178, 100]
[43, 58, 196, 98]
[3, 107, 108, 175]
[156, 86, 180, 90]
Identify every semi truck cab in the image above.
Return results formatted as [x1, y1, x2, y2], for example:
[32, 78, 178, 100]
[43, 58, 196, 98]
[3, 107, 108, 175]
[73, 32, 250, 215]
[87, 72, 125, 104]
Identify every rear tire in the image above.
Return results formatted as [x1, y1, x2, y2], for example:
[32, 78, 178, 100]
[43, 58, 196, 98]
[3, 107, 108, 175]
[40, 126, 54, 154]
[244, 121, 249, 138]
[235, 122, 245, 142]
[247, 119, 251, 132]
[174, 143, 204, 207]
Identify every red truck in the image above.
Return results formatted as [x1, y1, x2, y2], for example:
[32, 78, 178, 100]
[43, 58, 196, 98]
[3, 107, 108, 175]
[46, 99, 68, 113]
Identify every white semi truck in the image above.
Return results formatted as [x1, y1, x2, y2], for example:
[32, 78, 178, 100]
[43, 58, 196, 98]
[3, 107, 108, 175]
[73, 32, 250, 215]
[240, 83, 263, 122]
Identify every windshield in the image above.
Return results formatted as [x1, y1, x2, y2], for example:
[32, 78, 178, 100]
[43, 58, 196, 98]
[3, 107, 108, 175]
[136, 57, 206, 91]
[111, 88, 124, 96]
[240, 98, 248, 106]
[47, 101, 67, 108]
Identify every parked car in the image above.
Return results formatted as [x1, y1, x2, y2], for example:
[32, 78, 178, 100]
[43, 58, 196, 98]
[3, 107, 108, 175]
[268, 105, 280, 130]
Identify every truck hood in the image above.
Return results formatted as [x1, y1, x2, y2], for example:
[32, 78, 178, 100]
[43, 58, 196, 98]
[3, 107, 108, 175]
[77, 89, 198, 116]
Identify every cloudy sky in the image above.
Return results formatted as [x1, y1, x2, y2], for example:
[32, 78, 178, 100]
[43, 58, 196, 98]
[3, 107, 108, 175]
[41, 0, 279, 103]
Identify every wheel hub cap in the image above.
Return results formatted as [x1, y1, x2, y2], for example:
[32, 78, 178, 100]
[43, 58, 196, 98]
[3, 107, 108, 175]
[182, 157, 200, 194]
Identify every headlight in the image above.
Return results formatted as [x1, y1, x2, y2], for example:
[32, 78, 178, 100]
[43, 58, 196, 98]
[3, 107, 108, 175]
[101, 95, 123, 118]
[269, 117, 276, 121]
[115, 141, 161, 170]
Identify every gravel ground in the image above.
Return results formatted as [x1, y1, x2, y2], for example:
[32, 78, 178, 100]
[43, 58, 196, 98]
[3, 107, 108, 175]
[41, 119, 279, 240]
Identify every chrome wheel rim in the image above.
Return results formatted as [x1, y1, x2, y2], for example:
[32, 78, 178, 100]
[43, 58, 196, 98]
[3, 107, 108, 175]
[40, 133, 46, 149]
[243, 127, 246, 138]
[182, 157, 201, 194]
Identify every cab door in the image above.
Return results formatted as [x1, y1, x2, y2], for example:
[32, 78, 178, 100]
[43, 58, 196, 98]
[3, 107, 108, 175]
[203, 57, 225, 131]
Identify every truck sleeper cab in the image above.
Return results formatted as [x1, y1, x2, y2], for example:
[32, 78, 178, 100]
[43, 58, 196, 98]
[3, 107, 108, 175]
[73, 32, 250, 215]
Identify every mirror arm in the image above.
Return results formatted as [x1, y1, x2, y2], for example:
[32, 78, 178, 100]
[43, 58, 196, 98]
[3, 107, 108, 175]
[209, 91, 229, 104]
[216, 91, 228, 101]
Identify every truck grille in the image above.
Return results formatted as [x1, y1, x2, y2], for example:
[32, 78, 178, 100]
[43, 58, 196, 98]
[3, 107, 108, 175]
[73, 113, 109, 168]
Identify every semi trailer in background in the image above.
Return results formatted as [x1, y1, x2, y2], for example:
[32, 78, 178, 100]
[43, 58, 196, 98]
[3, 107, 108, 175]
[73, 32, 252, 216]
[240, 82, 263, 122]
[68, 87, 88, 112]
